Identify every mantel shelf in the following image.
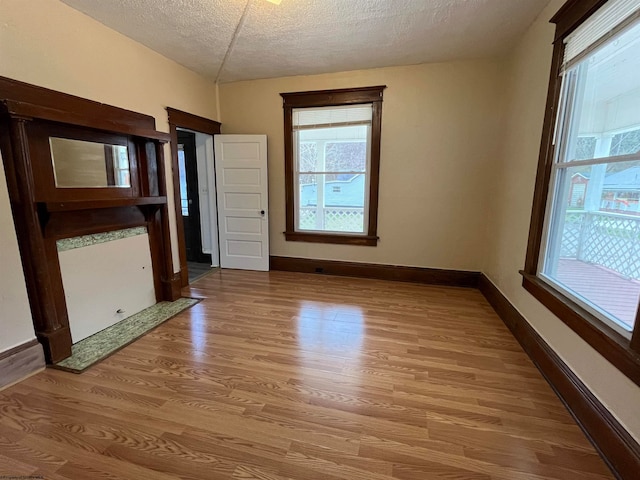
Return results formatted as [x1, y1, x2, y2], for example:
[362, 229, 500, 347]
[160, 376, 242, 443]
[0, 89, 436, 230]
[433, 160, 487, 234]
[44, 196, 167, 212]
[2, 99, 171, 142]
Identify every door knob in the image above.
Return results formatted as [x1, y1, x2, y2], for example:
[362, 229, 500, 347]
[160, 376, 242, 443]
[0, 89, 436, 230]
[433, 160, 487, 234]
[260, 210, 265, 215]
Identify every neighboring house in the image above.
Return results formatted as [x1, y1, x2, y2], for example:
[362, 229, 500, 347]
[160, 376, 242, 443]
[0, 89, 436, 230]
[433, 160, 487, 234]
[299, 174, 365, 207]
[570, 166, 640, 213]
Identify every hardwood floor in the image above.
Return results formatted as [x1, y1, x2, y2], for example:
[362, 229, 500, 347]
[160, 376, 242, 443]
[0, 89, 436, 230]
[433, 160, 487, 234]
[0, 270, 614, 479]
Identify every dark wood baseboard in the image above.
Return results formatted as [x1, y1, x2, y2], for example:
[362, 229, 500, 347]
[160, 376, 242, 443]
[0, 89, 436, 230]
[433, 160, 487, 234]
[0, 339, 45, 390]
[269, 256, 480, 288]
[478, 274, 640, 480]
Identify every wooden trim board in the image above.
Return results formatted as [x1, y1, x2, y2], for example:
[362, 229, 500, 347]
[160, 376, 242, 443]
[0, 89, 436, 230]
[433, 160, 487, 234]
[269, 256, 480, 288]
[478, 274, 640, 480]
[0, 339, 45, 391]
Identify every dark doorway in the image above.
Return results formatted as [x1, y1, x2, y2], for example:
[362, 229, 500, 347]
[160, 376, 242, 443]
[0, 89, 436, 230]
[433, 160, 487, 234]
[178, 130, 211, 266]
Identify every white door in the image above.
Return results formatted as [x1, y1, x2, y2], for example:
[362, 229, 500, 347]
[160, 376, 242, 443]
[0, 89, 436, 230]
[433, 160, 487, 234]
[214, 135, 269, 271]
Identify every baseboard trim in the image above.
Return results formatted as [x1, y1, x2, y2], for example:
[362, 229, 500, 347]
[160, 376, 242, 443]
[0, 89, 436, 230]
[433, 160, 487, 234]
[0, 339, 45, 391]
[478, 274, 640, 480]
[269, 256, 480, 288]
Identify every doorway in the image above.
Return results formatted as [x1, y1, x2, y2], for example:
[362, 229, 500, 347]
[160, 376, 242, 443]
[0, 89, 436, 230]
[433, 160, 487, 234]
[177, 129, 218, 283]
[178, 131, 211, 265]
[167, 108, 222, 286]
[168, 109, 270, 281]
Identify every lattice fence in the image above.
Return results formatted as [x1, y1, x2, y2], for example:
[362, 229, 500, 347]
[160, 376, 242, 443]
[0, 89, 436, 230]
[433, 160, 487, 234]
[299, 207, 364, 232]
[299, 208, 317, 230]
[560, 212, 584, 258]
[561, 211, 640, 279]
[324, 209, 364, 232]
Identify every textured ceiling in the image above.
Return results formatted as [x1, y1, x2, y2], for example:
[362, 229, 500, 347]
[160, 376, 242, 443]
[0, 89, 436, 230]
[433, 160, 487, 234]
[60, 0, 549, 83]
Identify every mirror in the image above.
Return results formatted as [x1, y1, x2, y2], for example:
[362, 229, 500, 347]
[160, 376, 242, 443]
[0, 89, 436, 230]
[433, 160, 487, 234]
[50, 137, 131, 188]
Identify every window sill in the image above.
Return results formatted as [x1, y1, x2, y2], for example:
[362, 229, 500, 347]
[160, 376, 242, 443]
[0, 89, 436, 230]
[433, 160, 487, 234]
[284, 231, 378, 246]
[520, 271, 640, 387]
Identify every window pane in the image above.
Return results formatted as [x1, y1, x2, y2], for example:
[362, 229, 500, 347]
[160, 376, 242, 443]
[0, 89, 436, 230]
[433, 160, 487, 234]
[298, 142, 318, 173]
[575, 136, 597, 160]
[558, 21, 640, 163]
[542, 19, 640, 335]
[543, 161, 640, 332]
[178, 148, 189, 216]
[297, 125, 368, 172]
[325, 141, 367, 172]
[297, 173, 366, 233]
[610, 128, 640, 157]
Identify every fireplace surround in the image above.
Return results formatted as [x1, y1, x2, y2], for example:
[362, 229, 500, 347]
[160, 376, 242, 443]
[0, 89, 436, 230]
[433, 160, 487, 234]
[0, 76, 180, 363]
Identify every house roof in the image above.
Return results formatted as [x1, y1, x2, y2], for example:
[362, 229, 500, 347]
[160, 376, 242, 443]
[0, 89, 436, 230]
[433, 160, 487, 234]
[572, 166, 640, 190]
[604, 166, 640, 190]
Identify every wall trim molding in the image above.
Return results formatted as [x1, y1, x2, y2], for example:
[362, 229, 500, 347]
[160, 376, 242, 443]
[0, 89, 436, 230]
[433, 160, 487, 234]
[0, 339, 45, 391]
[269, 256, 480, 288]
[478, 274, 640, 480]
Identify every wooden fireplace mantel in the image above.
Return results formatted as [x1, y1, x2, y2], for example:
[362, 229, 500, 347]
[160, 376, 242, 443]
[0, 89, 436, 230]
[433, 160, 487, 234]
[0, 76, 180, 363]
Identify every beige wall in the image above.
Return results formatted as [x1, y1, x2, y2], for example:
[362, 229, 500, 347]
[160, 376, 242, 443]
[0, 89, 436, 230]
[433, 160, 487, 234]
[0, 0, 218, 353]
[483, 0, 640, 442]
[219, 61, 504, 270]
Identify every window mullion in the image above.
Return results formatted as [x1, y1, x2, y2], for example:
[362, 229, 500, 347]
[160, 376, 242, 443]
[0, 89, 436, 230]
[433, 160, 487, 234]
[556, 151, 640, 168]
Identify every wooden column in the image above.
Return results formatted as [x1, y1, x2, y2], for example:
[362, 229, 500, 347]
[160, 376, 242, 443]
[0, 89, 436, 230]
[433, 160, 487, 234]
[6, 117, 71, 362]
[156, 140, 181, 300]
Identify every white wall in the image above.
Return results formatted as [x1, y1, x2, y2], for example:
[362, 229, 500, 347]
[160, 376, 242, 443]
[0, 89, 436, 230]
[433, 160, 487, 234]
[59, 233, 156, 343]
[0, 0, 219, 356]
[483, 0, 640, 443]
[0, 152, 35, 352]
[219, 60, 504, 271]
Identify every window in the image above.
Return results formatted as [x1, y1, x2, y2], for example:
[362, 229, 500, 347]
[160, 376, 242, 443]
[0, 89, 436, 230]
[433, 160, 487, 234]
[524, 0, 640, 385]
[178, 146, 189, 216]
[281, 86, 385, 246]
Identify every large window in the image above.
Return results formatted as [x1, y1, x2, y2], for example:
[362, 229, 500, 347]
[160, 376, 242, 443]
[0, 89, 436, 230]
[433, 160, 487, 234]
[524, 0, 640, 385]
[281, 87, 385, 246]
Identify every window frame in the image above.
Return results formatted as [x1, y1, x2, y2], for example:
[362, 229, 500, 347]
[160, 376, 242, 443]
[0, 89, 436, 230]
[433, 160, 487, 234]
[281, 86, 386, 246]
[523, 0, 640, 387]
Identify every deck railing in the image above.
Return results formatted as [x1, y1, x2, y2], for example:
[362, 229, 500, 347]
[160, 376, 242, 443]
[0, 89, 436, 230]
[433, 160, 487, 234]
[561, 210, 640, 279]
[299, 206, 364, 232]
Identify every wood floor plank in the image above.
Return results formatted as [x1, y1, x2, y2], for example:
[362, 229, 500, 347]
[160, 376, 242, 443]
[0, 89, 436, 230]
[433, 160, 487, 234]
[0, 270, 615, 479]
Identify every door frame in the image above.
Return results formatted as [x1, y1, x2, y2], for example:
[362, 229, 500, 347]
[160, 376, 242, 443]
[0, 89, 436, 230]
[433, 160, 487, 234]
[177, 130, 211, 265]
[167, 107, 221, 287]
